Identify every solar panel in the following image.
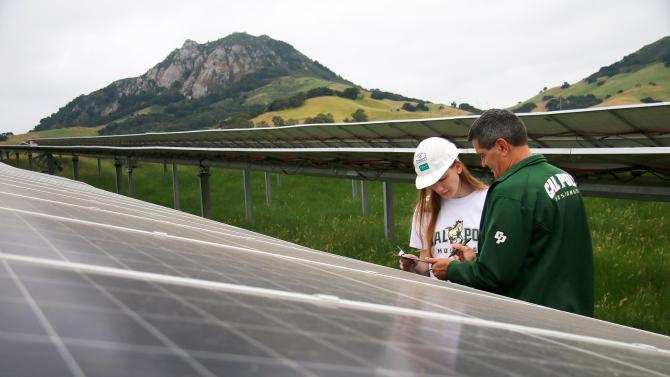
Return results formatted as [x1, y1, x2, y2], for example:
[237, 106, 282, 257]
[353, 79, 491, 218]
[1, 162, 669, 376]
[28, 102, 670, 149]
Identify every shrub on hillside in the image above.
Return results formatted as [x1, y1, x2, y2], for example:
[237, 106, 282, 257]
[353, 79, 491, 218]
[458, 103, 484, 114]
[350, 109, 368, 122]
[545, 95, 602, 111]
[339, 87, 360, 100]
[272, 116, 285, 127]
[561, 81, 570, 89]
[640, 97, 661, 103]
[303, 113, 334, 124]
[511, 102, 537, 113]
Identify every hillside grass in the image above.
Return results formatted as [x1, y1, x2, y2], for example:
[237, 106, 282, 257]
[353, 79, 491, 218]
[253, 92, 470, 124]
[6, 155, 669, 336]
[516, 63, 670, 112]
[0, 126, 104, 145]
[244, 75, 351, 106]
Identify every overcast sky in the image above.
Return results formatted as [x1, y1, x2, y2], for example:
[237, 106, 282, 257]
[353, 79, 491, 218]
[0, 0, 668, 134]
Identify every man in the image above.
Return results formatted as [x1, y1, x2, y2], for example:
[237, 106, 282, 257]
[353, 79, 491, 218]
[425, 109, 594, 316]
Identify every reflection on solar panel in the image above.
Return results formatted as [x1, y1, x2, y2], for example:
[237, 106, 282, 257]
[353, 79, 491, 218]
[1, 162, 669, 376]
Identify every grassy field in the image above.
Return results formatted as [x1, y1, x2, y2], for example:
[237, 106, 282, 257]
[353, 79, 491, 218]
[5, 155, 670, 336]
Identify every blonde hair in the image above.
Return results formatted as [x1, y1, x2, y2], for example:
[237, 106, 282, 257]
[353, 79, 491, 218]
[413, 160, 487, 254]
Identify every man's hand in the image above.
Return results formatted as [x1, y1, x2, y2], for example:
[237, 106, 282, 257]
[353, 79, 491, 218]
[450, 243, 477, 262]
[399, 253, 418, 273]
[424, 257, 453, 280]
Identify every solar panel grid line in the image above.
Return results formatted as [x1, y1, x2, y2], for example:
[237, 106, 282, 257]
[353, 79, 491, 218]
[2, 251, 670, 367]
[2, 260, 87, 377]
[0, 170, 295, 244]
[6, 210, 222, 377]
[42, 218, 323, 377]
[0, 206, 439, 287]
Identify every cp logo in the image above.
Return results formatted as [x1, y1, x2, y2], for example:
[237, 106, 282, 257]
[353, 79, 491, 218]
[494, 231, 507, 244]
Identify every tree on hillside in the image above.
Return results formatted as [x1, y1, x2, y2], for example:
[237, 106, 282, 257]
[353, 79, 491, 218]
[350, 108, 368, 122]
[402, 103, 417, 112]
[285, 118, 299, 126]
[339, 87, 360, 100]
[450, 102, 457, 108]
[272, 115, 285, 127]
[561, 81, 570, 89]
[304, 113, 334, 124]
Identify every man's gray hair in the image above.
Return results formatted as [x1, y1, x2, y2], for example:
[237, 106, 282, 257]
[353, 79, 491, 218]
[468, 109, 528, 148]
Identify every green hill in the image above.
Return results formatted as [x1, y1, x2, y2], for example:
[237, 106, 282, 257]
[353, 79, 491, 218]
[252, 90, 469, 125]
[512, 36, 670, 113]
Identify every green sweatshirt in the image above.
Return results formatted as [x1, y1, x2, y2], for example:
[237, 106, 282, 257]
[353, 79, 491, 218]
[447, 154, 594, 316]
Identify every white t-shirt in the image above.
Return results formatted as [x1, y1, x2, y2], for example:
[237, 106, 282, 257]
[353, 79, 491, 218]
[410, 189, 487, 258]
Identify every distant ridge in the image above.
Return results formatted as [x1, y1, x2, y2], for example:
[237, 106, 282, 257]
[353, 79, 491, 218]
[512, 36, 670, 113]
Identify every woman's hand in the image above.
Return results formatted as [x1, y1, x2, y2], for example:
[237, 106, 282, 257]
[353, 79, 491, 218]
[399, 253, 418, 273]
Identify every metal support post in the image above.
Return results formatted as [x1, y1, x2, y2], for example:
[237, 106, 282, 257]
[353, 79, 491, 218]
[243, 169, 253, 223]
[383, 181, 395, 240]
[276, 173, 282, 186]
[127, 159, 134, 195]
[15, 152, 20, 166]
[198, 165, 211, 219]
[361, 180, 369, 217]
[97, 158, 102, 177]
[27, 153, 32, 170]
[264, 172, 272, 205]
[114, 159, 123, 194]
[172, 162, 180, 210]
[352, 179, 359, 199]
[72, 156, 79, 180]
[47, 154, 57, 175]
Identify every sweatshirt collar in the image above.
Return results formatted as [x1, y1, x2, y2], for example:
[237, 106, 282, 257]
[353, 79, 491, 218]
[495, 154, 546, 183]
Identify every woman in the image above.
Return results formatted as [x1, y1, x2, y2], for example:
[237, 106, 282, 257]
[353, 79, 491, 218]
[400, 137, 488, 278]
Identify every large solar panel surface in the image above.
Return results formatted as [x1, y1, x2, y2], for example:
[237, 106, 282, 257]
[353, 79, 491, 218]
[1, 162, 669, 376]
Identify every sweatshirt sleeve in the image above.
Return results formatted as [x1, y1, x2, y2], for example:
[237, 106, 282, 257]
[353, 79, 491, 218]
[447, 196, 532, 291]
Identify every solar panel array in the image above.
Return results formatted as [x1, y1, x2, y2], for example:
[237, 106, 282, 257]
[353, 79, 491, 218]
[1, 162, 669, 376]
[29, 102, 670, 149]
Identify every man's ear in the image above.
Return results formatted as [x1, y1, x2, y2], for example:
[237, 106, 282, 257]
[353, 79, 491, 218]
[494, 138, 510, 155]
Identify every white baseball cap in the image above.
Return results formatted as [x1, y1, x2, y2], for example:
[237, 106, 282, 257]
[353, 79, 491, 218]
[413, 137, 459, 189]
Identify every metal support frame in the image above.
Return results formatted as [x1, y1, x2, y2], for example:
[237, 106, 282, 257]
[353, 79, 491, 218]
[72, 155, 79, 180]
[361, 180, 369, 216]
[243, 169, 253, 223]
[383, 181, 394, 240]
[127, 159, 134, 195]
[352, 179, 359, 199]
[172, 162, 180, 210]
[114, 159, 123, 194]
[198, 165, 211, 219]
[264, 172, 272, 205]
[97, 158, 102, 177]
